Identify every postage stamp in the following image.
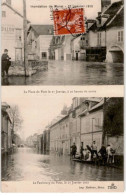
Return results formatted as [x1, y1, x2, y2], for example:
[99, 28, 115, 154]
[53, 8, 85, 35]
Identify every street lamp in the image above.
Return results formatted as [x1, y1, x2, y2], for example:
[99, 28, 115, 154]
[92, 118, 95, 143]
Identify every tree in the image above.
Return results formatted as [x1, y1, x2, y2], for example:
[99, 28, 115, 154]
[11, 105, 23, 133]
[104, 98, 123, 136]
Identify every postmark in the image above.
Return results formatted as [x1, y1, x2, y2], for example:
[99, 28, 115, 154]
[53, 8, 85, 36]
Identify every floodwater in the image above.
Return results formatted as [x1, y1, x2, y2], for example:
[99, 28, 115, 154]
[2, 148, 123, 181]
[2, 60, 123, 85]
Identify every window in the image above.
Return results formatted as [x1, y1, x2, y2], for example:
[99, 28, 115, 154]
[42, 52, 47, 59]
[97, 32, 101, 46]
[118, 31, 123, 42]
[2, 11, 6, 17]
[81, 37, 85, 40]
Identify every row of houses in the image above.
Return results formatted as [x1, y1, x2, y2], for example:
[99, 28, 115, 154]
[1, 102, 22, 155]
[28, 97, 123, 157]
[1, 0, 124, 63]
[49, 0, 124, 63]
[26, 127, 50, 154]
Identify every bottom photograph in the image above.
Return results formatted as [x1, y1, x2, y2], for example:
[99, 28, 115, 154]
[1, 97, 124, 182]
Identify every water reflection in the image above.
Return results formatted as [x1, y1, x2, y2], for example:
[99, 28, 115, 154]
[1, 148, 123, 181]
[2, 61, 123, 85]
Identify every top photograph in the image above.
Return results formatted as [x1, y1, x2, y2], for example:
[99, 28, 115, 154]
[1, 0, 124, 86]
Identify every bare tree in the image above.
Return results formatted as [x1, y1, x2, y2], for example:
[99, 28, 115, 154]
[11, 105, 23, 133]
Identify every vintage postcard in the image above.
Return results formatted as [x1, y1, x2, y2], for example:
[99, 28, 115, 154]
[0, 0, 125, 193]
[1, 86, 124, 192]
[1, 0, 124, 85]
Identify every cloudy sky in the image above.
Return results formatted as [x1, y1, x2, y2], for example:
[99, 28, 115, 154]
[2, 87, 73, 139]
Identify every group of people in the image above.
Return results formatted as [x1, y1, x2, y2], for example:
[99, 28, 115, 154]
[1, 49, 11, 77]
[71, 141, 115, 165]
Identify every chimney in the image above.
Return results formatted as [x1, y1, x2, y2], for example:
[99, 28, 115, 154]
[101, 0, 111, 12]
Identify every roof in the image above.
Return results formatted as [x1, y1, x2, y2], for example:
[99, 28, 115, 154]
[50, 114, 69, 129]
[102, 1, 124, 28]
[88, 1, 124, 31]
[2, 2, 30, 23]
[28, 25, 54, 36]
[79, 99, 104, 117]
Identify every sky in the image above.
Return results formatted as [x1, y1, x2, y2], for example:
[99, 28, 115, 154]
[10, 0, 121, 24]
[10, 0, 102, 24]
[2, 87, 73, 139]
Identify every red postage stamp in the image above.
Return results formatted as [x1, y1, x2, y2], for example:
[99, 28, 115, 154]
[53, 8, 85, 35]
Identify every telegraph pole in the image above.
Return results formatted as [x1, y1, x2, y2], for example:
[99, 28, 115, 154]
[23, 0, 29, 76]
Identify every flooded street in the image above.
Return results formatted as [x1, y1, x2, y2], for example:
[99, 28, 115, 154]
[2, 148, 123, 181]
[2, 60, 123, 85]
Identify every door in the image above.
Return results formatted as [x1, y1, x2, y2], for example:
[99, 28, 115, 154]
[15, 48, 22, 61]
[76, 53, 78, 60]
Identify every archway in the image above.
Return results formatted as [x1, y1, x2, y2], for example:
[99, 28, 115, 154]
[108, 46, 124, 63]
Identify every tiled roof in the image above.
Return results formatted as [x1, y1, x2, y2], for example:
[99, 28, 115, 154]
[88, 1, 123, 31]
[101, 1, 124, 28]
[28, 25, 54, 35]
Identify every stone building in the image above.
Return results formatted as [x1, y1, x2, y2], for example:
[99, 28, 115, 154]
[27, 25, 53, 60]
[86, 0, 124, 62]
[49, 35, 73, 60]
[50, 114, 70, 155]
[105, 1, 124, 63]
[71, 34, 88, 61]
[79, 98, 104, 151]
[1, 102, 13, 154]
[1, 0, 30, 62]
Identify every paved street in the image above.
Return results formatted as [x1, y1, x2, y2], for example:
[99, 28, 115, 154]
[2, 148, 123, 181]
[2, 60, 123, 85]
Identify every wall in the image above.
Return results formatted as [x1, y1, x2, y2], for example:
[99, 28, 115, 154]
[1, 113, 8, 153]
[71, 37, 80, 60]
[106, 26, 124, 62]
[8, 120, 12, 150]
[88, 30, 106, 47]
[1, 4, 24, 61]
[88, 31, 97, 47]
[69, 107, 81, 153]
[50, 116, 70, 155]
[80, 109, 103, 150]
[105, 135, 123, 155]
[64, 35, 72, 60]
[39, 35, 53, 59]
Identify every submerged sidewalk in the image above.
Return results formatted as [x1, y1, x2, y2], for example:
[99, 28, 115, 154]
[8, 61, 48, 76]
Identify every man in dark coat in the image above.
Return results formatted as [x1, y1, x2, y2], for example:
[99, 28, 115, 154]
[99, 145, 107, 165]
[71, 143, 77, 158]
[1, 49, 11, 77]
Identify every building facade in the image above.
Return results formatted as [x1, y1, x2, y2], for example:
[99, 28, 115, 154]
[71, 34, 88, 61]
[86, 0, 124, 63]
[80, 99, 104, 151]
[1, 0, 30, 62]
[1, 102, 13, 154]
[49, 35, 73, 60]
[105, 2, 124, 63]
[50, 115, 70, 155]
[27, 25, 53, 60]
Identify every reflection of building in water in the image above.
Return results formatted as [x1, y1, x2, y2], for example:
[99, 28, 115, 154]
[1, 0, 30, 62]
[27, 25, 53, 60]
